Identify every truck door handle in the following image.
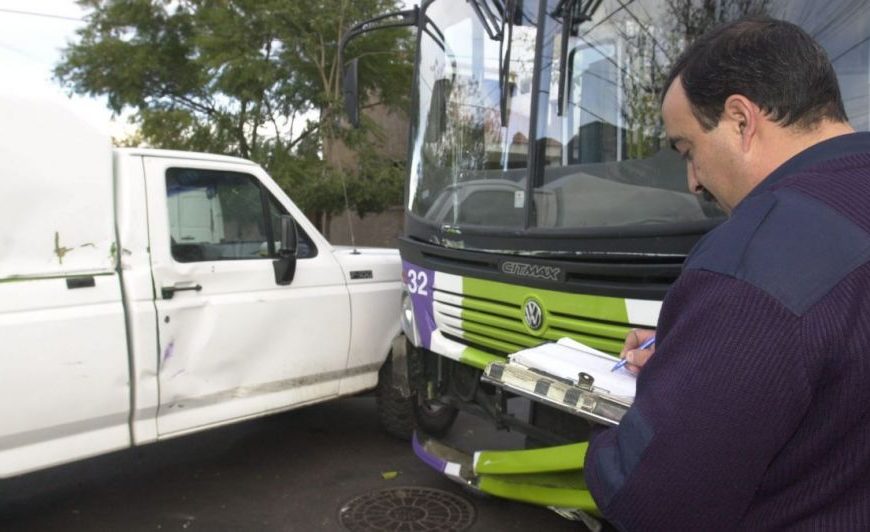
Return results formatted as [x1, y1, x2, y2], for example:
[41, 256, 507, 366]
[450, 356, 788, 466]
[161, 283, 202, 299]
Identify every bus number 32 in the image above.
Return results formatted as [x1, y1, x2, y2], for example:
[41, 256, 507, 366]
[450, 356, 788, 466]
[406, 269, 429, 296]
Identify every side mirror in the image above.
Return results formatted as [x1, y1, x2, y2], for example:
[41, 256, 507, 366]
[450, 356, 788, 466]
[343, 58, 360, 128]
[273, 215, 298, 285]
[338, 8, 419, 128]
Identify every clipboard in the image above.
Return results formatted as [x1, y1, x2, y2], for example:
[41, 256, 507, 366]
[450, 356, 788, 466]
[481, 338, 635, 426]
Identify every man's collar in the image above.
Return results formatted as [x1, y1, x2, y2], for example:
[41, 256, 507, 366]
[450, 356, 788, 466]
[745, 131, 870, 201]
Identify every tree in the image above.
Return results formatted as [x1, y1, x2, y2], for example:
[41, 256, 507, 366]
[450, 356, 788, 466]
[55, 0, 413, 231]
[609, 0, 772, 159]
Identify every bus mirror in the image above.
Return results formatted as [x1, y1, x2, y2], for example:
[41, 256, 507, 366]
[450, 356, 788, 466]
[338, 8, 419, 129]
[425, 78, 453, 142]
[343, 58, 360, 128]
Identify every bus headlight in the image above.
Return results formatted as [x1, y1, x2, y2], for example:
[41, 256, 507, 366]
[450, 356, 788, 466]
[401, 288, 421, 346]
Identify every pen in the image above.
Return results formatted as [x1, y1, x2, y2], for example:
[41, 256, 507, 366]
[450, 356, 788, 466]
[611, 335, 655, 372]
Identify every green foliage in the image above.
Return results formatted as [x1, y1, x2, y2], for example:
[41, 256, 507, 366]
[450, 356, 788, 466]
[615, 0, 773, 158]
[350, 152, 405, 217]
[55, 0, 413, 218]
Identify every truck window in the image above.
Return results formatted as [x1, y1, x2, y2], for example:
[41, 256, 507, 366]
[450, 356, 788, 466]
[166, 168, 315, 262]
[268, 194, 317, 259]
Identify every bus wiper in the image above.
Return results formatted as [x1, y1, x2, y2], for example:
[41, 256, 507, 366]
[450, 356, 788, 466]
[555, 0, 604, 116]
[469, 0, 506, 40]
[499, 0, 516, 127]
[467, 1, 514, 127]
[423, 16, 449, 54]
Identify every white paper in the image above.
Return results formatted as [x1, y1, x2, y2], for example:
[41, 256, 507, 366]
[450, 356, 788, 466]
[509, 338, 636, 399]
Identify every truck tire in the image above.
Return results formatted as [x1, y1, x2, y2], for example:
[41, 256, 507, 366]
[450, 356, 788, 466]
[376, 360, 458, 440]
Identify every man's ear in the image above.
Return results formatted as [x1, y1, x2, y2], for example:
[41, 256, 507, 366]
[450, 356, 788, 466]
[722, 94, 758, 152]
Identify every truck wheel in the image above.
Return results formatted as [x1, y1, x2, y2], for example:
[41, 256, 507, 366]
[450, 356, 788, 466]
[376, 360, 458, 440]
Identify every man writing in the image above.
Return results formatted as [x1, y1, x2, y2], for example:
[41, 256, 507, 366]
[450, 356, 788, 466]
[584, 17, 870, 530]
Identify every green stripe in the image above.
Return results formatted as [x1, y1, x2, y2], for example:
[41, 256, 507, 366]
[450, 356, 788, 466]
[461, 332, 525, 354]
[475, 442, 588, 474]
[457, 297, 519, 320]
[463, 277, 629, 323]
[477, 472, 598, 512]
[462, 320, 539, 348]
[458, 344, 507, 369]
[541, 332, 624, 355]
[547, 315, 630, 340]
[462, 308, 527, 335]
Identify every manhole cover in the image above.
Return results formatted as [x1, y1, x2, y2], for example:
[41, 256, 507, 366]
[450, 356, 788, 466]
[339, 487, 476, 531]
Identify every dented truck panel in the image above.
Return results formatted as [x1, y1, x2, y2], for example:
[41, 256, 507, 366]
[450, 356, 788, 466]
[142, 156, 353, 437]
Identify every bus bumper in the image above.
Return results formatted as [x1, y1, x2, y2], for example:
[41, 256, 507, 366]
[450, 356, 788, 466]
[412, 432, 600, 520]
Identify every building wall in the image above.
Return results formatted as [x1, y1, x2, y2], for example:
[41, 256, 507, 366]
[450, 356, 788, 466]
[327, 206, 404, 248]
[327, 102, 409, 249]
[331, 104, 410, 164]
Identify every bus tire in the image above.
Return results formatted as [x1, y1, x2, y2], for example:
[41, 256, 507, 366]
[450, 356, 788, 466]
[376, 360, 458, 440]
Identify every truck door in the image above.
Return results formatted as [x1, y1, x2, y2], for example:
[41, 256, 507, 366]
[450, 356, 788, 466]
[143, 157, 351, 436]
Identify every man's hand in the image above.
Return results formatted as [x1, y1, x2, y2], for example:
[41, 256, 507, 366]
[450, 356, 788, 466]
[619, 328, 656, 374]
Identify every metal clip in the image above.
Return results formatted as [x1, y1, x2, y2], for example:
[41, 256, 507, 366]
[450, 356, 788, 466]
[577, 372, 594, 391]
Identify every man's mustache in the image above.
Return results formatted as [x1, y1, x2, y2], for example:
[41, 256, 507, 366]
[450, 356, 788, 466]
[701, 188, 715, 203]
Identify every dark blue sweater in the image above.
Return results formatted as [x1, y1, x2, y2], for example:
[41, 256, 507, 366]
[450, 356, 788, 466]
[585, 133, 870, 530]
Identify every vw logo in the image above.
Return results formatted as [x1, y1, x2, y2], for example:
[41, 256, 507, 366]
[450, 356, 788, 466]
[523, 299, 544, 331]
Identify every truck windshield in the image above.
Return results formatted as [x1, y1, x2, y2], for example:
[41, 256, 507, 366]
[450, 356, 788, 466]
[408, 0, 870, 241]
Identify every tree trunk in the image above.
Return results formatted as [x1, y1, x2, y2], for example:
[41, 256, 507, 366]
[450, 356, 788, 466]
[323, 212, 332, 241]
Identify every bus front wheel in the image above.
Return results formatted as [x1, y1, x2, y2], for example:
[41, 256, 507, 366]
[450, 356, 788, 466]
[376, 359, 458, 440]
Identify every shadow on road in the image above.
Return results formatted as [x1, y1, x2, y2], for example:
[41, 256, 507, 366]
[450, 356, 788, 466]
[0, 396, 583, 531]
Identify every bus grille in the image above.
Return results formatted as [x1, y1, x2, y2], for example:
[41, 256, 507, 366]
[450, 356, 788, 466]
[432, 288, 631, 356]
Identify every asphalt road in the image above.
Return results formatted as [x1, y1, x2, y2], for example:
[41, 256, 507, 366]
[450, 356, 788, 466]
[0, 396, 585, 531]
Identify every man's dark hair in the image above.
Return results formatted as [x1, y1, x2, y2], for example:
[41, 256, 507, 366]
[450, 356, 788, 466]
[664, 17, 848, 131]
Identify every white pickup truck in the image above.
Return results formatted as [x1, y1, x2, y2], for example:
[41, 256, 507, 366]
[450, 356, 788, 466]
[0, 97, 409, 478]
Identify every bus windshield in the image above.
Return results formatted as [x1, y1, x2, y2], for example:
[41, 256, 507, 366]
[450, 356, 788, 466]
[408, 0, 870, 244]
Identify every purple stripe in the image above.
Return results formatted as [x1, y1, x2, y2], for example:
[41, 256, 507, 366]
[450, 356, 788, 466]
[412, 432, 446, 473]
[402, 261, 437, 349]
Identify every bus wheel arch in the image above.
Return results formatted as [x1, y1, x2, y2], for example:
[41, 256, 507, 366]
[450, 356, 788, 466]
[376, 342, 458, 440]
